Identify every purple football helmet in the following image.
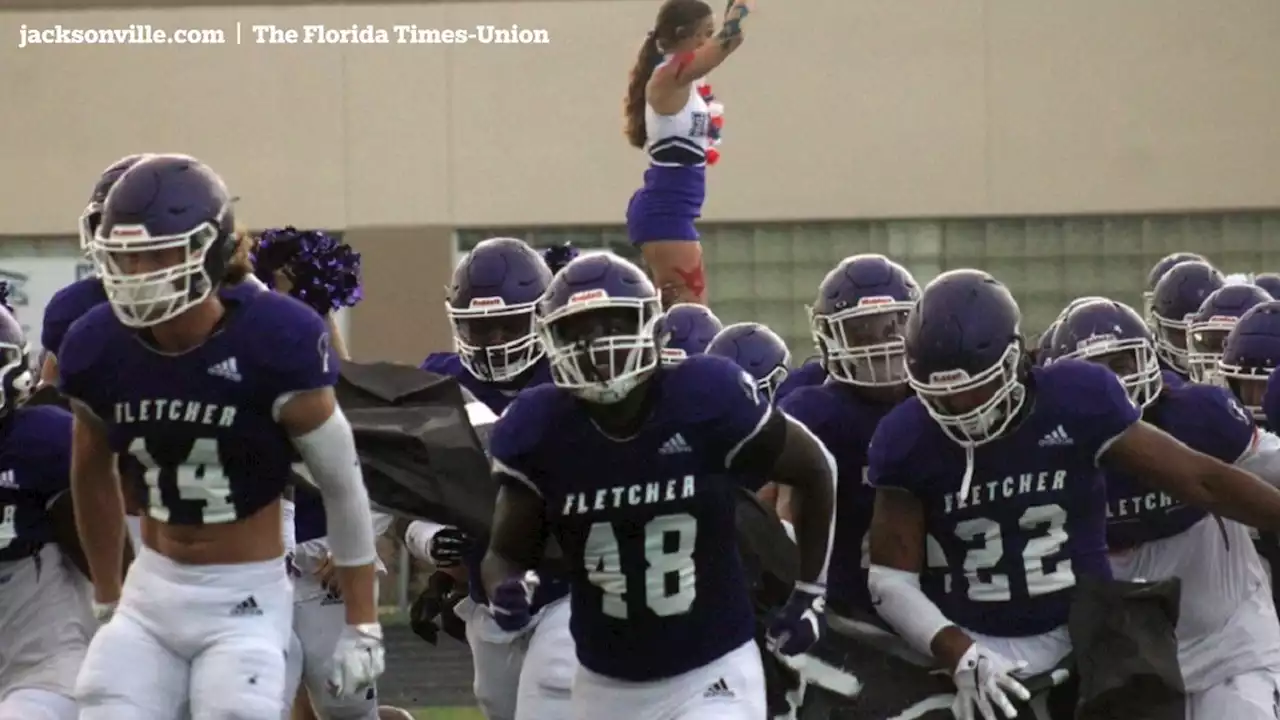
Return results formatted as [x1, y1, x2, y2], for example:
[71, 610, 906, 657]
[1143, 252, 1208, 326]
[1254, 273, 1280, 299]
[0, 305, 32, 416]
[1220, 300, 1280, 421]
[660, 303, 723, 366]
[447, 238, 552, 383]
[706, 322, 791, 402]
[1150, 260, 1224, 373]
[809, 254, 919, 386]
[93, 154, 237, 328]
[1186, 283, 1273, 384]
[1053, 299, 1161, 408]
[538, 254, 661, 404]
[906, 269, 1025, 449]
[80, 154, 152, 254]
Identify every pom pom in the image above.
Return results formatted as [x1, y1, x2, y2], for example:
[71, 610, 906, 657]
[252, 227, 363, 315]
[711, 116, 724, 130]
[541, 243, 580, 274]
[697, 83, 713, 98]
[0, 281, 12, 315]
[708, 101, 724, 117]
[706, 147, 721, 165]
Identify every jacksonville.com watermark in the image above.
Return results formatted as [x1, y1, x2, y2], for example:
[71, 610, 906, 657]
[17, 22, 552, 49]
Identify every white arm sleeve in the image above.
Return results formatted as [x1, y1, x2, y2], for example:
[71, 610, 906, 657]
[867, 564, 954, 660]
[1234, 428, 1280, 486]
[290, 407, 377, 566]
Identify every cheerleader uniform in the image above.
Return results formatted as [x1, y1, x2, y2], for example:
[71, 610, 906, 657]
[626, 61, 712, 245]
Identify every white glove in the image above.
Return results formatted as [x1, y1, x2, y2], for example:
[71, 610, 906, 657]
[92, 601, 116, 624]
[951, 643, 1031, 720]
[328, 623, 386, 697]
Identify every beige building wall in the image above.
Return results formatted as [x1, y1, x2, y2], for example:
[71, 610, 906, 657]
[3, 0, 1279, 359]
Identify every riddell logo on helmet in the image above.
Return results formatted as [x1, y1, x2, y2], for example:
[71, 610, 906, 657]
[1077, 333, 1117, 350]
[468, 297, 506, 309]
[568, 289, 607, 304]
[856, 296, 895, 307]
[928, 369, 970, 383]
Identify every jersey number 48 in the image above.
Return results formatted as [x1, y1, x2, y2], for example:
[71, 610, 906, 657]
[582, 512, 697, 619]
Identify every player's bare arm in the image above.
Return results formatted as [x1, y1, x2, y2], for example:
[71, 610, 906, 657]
[1104, 421, 1280, 529]
[867, 487, 972, 669]
[38, 352, 59, 386]
[280, 386, 379, 625]
[69, 400, 125, 604]
[758, 416, 834, 582]
[480, 481, 548, 598]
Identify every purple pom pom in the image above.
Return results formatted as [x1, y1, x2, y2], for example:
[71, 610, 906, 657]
[541, 243, 580, 274]
[251, 227, 363, 315]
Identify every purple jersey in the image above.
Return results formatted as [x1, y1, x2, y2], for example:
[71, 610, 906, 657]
[44, 277, 107, 358]
[490, 354, 774, 680]
[1107, 383, 1254, 549]
[868, 360, 1140, 637]
[781, 382, 895, 615]
[59, 284, 337, 526]
[0, 406, 73, 562]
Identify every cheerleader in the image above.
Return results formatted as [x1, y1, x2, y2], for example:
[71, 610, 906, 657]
[624, 0, 752, 307]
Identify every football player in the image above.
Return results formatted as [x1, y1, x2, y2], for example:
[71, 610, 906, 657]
[1185, 283, 1273, 384]
[705, 321, 791, 402]
[414, 237, 574, 720]
[61, 154, 383, 719]
[0, 306, 92, 720]
[1056, 298, 1280, 719]
[480, 253, 834, 719]
[865, 269, 1280, 720]
[1223, 302, 1280, 611]
[1143, 251, 1209, 331]
[776, 256, 932, 718]
[39, 154, 149, 387]
[1150, 259, 1225, 377]
[660, 302, 722, 365]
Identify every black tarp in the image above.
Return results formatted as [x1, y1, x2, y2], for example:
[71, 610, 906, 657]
[336, 360, 495, 538]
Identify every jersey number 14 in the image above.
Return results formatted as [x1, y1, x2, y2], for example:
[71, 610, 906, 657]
[583, 513, 697, 619]
[129, 438, 237, 525]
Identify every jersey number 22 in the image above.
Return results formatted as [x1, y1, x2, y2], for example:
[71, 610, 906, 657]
[928, 503, 1075, 601]
[583, 513, 697, 619]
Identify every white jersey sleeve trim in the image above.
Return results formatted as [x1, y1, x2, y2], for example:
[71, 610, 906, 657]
[724, 405, 774, 470]
[493, 458, 542, 497]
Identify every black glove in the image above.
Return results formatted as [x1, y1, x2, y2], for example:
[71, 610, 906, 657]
[409, 570, 457, 644]
[439, 590, 469, 644]
[428, 526, 474, 568]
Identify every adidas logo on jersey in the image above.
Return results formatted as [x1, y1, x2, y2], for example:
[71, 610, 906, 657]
[1038, 425, 1074, 447]
[659, 433, 692, 455]
[231, 596, 263, 616]
[703, 678, 734, 699]
[208, 357, 242, 382]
